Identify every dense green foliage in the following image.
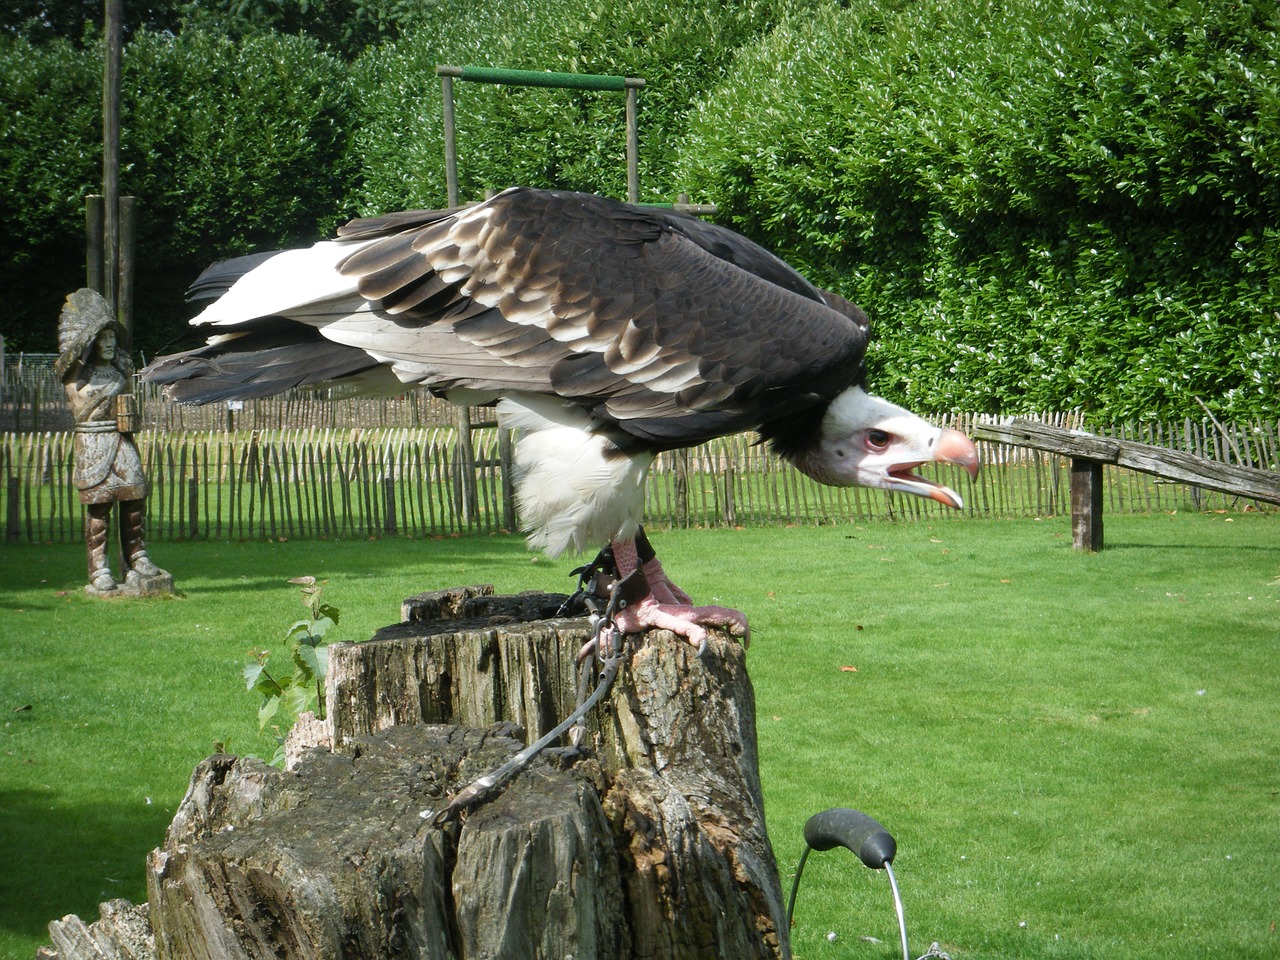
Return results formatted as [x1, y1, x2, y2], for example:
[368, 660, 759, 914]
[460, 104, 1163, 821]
[3, 0, 183, 45]
[3, 0, 1276, 419]
[1, 29, 355, 356]
[349, 0, 803, 211]
[120, 30, 355, 339]
[0, 36, 104, 350]
[2, 0, 419, 55]
[674, 0, 1280, 419]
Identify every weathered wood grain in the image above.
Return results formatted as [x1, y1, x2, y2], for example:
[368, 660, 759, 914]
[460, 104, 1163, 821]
[975, 419, 1280, 504]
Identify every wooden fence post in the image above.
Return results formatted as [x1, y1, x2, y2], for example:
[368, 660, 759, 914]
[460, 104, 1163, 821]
[675, 448, 689, 527]
[5, 475, 18, 542]
[383, 475, 397, 535]
[186, 477, 198, 540]
[455, 406, 478, 524]
[498, 426, 516, 531]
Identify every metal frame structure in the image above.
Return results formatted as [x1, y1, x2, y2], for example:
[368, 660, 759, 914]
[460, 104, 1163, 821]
[435, 65, 645, 206]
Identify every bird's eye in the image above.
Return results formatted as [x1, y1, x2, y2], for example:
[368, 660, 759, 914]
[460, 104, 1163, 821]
[866, 429, 891, 451]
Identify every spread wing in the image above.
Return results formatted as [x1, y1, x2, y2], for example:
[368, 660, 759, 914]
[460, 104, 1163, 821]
[149, 187, 870, 448]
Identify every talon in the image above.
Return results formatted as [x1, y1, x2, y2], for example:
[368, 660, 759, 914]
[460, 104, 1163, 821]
[603, 534, 751, 656]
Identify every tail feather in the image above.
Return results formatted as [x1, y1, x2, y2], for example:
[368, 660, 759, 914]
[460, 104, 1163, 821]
[143, 326, 385, 404]
[186, 251, 282, 302]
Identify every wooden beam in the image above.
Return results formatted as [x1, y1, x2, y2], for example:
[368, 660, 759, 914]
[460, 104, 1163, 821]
[974, 419, 1280, 505]
[440, 73, 458, 207]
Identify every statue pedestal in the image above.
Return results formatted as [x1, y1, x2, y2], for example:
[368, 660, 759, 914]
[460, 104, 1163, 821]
[85, 569, 175, 599]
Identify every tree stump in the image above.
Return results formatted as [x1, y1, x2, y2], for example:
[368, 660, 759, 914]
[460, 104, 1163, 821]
[42, 586, 790, 960]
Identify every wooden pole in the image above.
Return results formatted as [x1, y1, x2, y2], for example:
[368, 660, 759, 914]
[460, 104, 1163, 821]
[626, 83, 639, 203]
[974, 419, 1280, 509]
[455, 406, 478, 523]
[1070, 458, 1104, 552]
[102, 0, 122, 317]
[117, 195, 136, 354]
[498, 426, 516, 530]
[85, 195, 105, 293]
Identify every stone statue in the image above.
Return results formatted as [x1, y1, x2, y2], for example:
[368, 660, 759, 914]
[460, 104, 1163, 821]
[56, 288, 172, 596]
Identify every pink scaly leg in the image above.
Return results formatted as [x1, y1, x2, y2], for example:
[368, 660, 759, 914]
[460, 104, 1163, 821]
[641, 554, 693, 604]
[608, 535, 749, 654]
[632, 526, 690, 604]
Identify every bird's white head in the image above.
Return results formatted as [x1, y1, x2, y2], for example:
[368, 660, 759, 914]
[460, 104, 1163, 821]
[792, 386, 979, 508]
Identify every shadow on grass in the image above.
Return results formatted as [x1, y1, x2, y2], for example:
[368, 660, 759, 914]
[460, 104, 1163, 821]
[0, 787, 168, 950]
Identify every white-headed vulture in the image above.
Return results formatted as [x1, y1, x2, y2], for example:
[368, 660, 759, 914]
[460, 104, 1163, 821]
[145, 187, 979, 649]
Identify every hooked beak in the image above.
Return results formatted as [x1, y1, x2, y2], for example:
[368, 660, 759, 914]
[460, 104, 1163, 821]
[886, 428, 980, 509]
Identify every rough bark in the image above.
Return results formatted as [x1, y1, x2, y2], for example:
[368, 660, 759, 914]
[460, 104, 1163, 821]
[42, 587, 789, 960]
[41, 899, 154, 960]
[144, 726, 620, 960]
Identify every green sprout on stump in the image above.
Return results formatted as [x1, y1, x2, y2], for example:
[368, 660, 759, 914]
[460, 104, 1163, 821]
[245, 576, 338, 767]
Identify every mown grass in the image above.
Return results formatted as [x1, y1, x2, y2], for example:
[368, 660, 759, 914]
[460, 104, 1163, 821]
[1, 513, 1276, 960]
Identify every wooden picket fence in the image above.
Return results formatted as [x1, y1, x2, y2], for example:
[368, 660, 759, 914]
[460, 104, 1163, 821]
[1, 362, 457, 434]
[3, 415, 1275, 545]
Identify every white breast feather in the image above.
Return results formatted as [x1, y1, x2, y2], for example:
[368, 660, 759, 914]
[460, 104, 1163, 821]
[497, 398, 653, 556]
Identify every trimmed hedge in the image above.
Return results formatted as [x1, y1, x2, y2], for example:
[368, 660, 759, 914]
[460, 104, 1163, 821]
[120, 29, 355, 354]
[0, 36, 106, 351]
[349, 0, 806, 211]
[3, 1, 1276, 420]
[673, 0, 1280, 420]
[0, 29, 355, 356]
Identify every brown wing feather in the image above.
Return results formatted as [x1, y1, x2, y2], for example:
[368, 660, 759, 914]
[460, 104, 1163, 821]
[326, 189, 868, 445]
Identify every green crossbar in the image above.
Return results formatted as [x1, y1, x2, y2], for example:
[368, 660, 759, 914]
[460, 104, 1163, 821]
[438, 64, 643, 92]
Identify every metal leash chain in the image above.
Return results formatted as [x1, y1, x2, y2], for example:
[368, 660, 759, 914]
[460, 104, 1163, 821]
[428, 565, 633, 827]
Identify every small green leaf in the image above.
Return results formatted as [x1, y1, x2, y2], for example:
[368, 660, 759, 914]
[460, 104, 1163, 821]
[257, 696, 280, 732]
[244, 662, 265, 691]
[284, 683, 314, 718]
[293, 643, 323, 682]
[250, 668, 286, 699]
[307, 616, 334, 640]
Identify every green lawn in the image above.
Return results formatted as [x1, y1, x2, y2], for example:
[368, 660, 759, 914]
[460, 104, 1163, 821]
[1, 513, 1276, 959]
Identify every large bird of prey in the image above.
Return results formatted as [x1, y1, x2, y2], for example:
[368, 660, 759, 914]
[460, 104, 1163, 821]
[145, 187, 978, 648]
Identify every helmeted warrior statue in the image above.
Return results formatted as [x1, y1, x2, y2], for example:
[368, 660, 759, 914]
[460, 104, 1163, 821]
[57, 288, 170, 595]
